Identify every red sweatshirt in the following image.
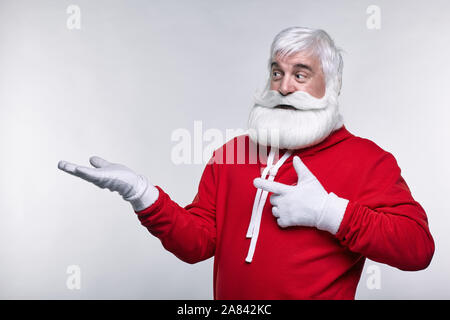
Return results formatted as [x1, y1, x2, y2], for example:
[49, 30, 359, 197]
[135, 125, 434, 299]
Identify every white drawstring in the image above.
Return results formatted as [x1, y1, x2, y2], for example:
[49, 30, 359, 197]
[246, 150, 275, 238]
[245, 148, 292, 263]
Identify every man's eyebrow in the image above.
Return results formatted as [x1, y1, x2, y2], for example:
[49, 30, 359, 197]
[293, 63, 313, 72]
[271, 61, 314, 73]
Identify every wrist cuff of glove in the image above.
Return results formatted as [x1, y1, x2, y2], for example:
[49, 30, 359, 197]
[124, 175, 160, 212]
[316, 192, 349, 235]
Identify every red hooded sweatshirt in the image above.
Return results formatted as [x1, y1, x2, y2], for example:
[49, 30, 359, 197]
[134, 125, 434, 299]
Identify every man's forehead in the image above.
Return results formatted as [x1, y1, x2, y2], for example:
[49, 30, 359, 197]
[271, 51, 318, 71]
[271, 61, 314, 73]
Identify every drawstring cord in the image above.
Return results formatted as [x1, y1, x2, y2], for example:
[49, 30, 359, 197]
[245, 148, 292, 263]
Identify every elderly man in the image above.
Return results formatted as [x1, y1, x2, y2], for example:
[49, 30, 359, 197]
[58, 27, 434, 299]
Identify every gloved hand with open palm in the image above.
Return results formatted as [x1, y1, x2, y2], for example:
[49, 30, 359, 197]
[253, 155, 349, 235]
[58, 156, 159, 212]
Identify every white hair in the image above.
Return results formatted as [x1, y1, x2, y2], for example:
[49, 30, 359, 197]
[267, 26, 344, 95]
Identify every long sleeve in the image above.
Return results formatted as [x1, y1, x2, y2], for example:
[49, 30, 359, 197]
[335, 152, 435, 271]
[134, 158, 217, 264]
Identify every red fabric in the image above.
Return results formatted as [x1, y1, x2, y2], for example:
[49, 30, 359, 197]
[135, 125, 434, 300]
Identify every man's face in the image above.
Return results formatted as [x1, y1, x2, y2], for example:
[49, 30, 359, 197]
[248, 49, 343, 150]
[270, 51, 326, 100]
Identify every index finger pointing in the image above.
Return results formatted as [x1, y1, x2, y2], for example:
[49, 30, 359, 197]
[253, 178, 290, 195]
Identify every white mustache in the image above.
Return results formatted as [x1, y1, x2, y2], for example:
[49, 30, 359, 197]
[248, 80, 343, 149]
[253, 88, 330, 110]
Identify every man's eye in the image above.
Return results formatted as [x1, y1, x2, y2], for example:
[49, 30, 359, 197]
[296, 74, 306, 80]
[272, 71, 281, 78]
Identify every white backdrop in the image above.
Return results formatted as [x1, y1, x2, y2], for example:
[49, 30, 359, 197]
[0, 0, 449, 299]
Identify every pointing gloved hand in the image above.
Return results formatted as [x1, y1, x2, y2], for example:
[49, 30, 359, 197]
[253, 155, 349, 235]
[58, 156, 159, 212]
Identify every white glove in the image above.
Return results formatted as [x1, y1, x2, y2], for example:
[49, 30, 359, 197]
[253, 155, 349, 235]
[58, 156, 159, 212]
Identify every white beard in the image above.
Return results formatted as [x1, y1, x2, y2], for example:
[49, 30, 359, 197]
[247, 81, 344, 150]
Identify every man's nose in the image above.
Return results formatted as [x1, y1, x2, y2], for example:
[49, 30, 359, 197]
[278, 77, 295, 96]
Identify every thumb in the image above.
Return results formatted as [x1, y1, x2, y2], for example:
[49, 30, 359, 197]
[293, 156, 314, 182]
[89, 156, 112, 168]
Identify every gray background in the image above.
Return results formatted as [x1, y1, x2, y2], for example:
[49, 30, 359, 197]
[0, 0, 449, 299]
